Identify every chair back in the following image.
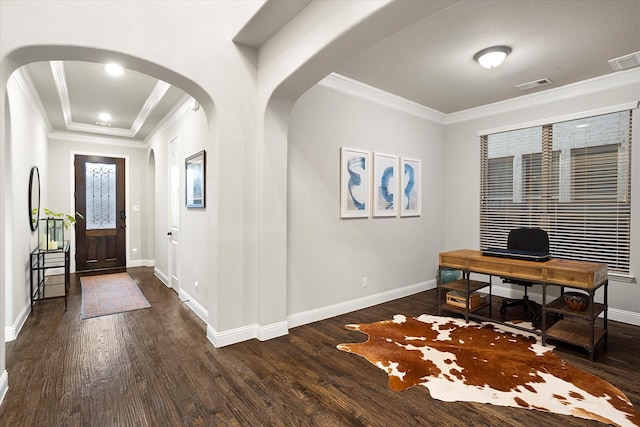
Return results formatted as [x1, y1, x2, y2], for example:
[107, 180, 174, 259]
[507, 228, 549, 253]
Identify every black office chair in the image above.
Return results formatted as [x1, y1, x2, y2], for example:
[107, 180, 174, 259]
[499, 227, 549, 321]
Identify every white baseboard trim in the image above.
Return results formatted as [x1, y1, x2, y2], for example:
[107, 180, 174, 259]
[5, 302, 30, 342]
[491, 283, 640, 326]
[287, 279, 435, 329]
[607, 307, 640, 327]
[154, 267, 170, 287]
[0, 370, 8, 408]
[128, 259, 155, 268]
[205, 279, 434, 348]
[178, 289, 209, 323]
[206, 321, 289, 348]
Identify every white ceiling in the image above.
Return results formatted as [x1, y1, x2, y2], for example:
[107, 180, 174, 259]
[18, 0, 640, 143]
[335, 0, 640, 114]
[24, 60, 187, 142]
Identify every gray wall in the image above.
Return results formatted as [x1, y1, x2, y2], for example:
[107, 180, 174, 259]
[287, 84, 445, 316]
[5, 74, 48, 339]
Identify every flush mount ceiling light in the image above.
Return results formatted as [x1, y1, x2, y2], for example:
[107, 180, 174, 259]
[473, 46, 512, 69]
[98, 112, 112, 122]
[105, 63, 124, 76]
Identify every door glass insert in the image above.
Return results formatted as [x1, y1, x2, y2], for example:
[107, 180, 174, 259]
[86, 162, 117, 230]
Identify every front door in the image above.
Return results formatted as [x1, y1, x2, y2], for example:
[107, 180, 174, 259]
[75, 155, 126, 271]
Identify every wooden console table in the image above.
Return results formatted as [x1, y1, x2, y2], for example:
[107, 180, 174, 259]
[438, 249, 608, 360]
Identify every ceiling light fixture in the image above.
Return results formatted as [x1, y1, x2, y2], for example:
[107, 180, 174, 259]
[473, 46, 512, 69]
[98, 112, 112, 122]
[105, 63, 124, 76]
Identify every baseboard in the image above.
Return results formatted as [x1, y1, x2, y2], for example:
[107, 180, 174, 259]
[0, 370, 8, 408]
[4, 302, 30, 342]
[492, 283, 640, 326]
[287, 279, 436, 329]
[607, 307, 640, 326]
[154, 267, 170, 287]
[178, 289, 209, 323]
[205, 279, 434, 348]
[206, 321, 289, 348]
[145, 259, 155, 267]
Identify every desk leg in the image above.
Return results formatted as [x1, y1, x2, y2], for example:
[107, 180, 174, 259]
[588, 288, 595, 361]
[437, 267, 442, 316]
[541, 284, 547, 347]
[603, 280, 608, 348]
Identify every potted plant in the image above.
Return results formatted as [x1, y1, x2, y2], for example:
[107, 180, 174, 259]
[39, 208, 84, 250]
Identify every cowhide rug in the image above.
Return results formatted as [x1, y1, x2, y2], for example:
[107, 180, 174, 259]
[337, 314, 639, 427]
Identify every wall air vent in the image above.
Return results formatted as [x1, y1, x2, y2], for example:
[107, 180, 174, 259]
[516, 78, 552, 91]
[608, 51, 640, 71]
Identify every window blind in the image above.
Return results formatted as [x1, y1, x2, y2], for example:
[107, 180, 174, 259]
[480, 110, 632, 274]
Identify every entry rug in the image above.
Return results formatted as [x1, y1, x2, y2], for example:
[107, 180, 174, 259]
[337, 314, 640, 427]
[81, 272, 150, 319]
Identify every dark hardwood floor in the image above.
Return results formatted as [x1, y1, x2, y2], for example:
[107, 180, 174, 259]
[0, 267, 638, 426]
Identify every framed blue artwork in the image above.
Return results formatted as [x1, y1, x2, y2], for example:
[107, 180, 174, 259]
[340, 147, 370, 218]
[400, 157, 421, 217]
[373, 152, 398, 217]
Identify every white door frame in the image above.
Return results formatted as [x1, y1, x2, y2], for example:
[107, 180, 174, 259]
[168, 135, 181, 293]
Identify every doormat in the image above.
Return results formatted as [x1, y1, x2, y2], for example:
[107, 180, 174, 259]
[81, 272, 150, 319]
[337, 314, 639, 427]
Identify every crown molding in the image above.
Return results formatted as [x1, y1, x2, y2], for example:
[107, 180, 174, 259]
[131, 80, 171, 136]
[48, 130, 147, 149]
[318, 73, 446, 124]
[50, 61, 73, 126]
[11, 67, 52, 133]
[318, 70, 640, 128]
[446, 67, 640, 125]
[50, 61, 171, 139]
[145, 93, 193, 146]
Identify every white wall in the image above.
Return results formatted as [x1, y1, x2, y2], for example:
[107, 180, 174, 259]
[443, 71, 640, 324]
[287, 83, 445, 318]
[6, 73, 48, 339]
[146, 103, 211, 317]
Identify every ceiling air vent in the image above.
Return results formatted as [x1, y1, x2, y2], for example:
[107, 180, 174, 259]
[95, 121, 112, 127]
[516, 78, 552, 91]
[608, 51, 640, 71]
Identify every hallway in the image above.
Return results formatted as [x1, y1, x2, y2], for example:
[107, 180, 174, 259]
[0, 268, 638, 426]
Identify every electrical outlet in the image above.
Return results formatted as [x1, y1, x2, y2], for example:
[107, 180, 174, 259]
[194, 281, 199, 292]
[132, 248, 138, 254]
[362, 277, 368, 288]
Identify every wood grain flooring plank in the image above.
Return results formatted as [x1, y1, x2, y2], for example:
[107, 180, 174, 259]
[0, 267, 637, 426]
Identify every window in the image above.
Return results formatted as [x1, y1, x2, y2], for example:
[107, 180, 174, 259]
[480, 110, 632, 274]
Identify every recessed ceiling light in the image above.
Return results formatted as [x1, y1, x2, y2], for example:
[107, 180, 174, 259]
[98, 112, 112, 122]
[473, 46, 512, 69]
[576, 124, 590, 128]
[105, 63, 124, 76]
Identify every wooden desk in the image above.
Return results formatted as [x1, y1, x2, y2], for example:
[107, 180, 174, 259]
[438, 249, 608, 360]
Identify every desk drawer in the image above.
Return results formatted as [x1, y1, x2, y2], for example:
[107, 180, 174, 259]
[468, 258, 544, 282]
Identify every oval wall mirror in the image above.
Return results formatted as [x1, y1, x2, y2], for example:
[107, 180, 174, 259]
[29, 166, 40, 232]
